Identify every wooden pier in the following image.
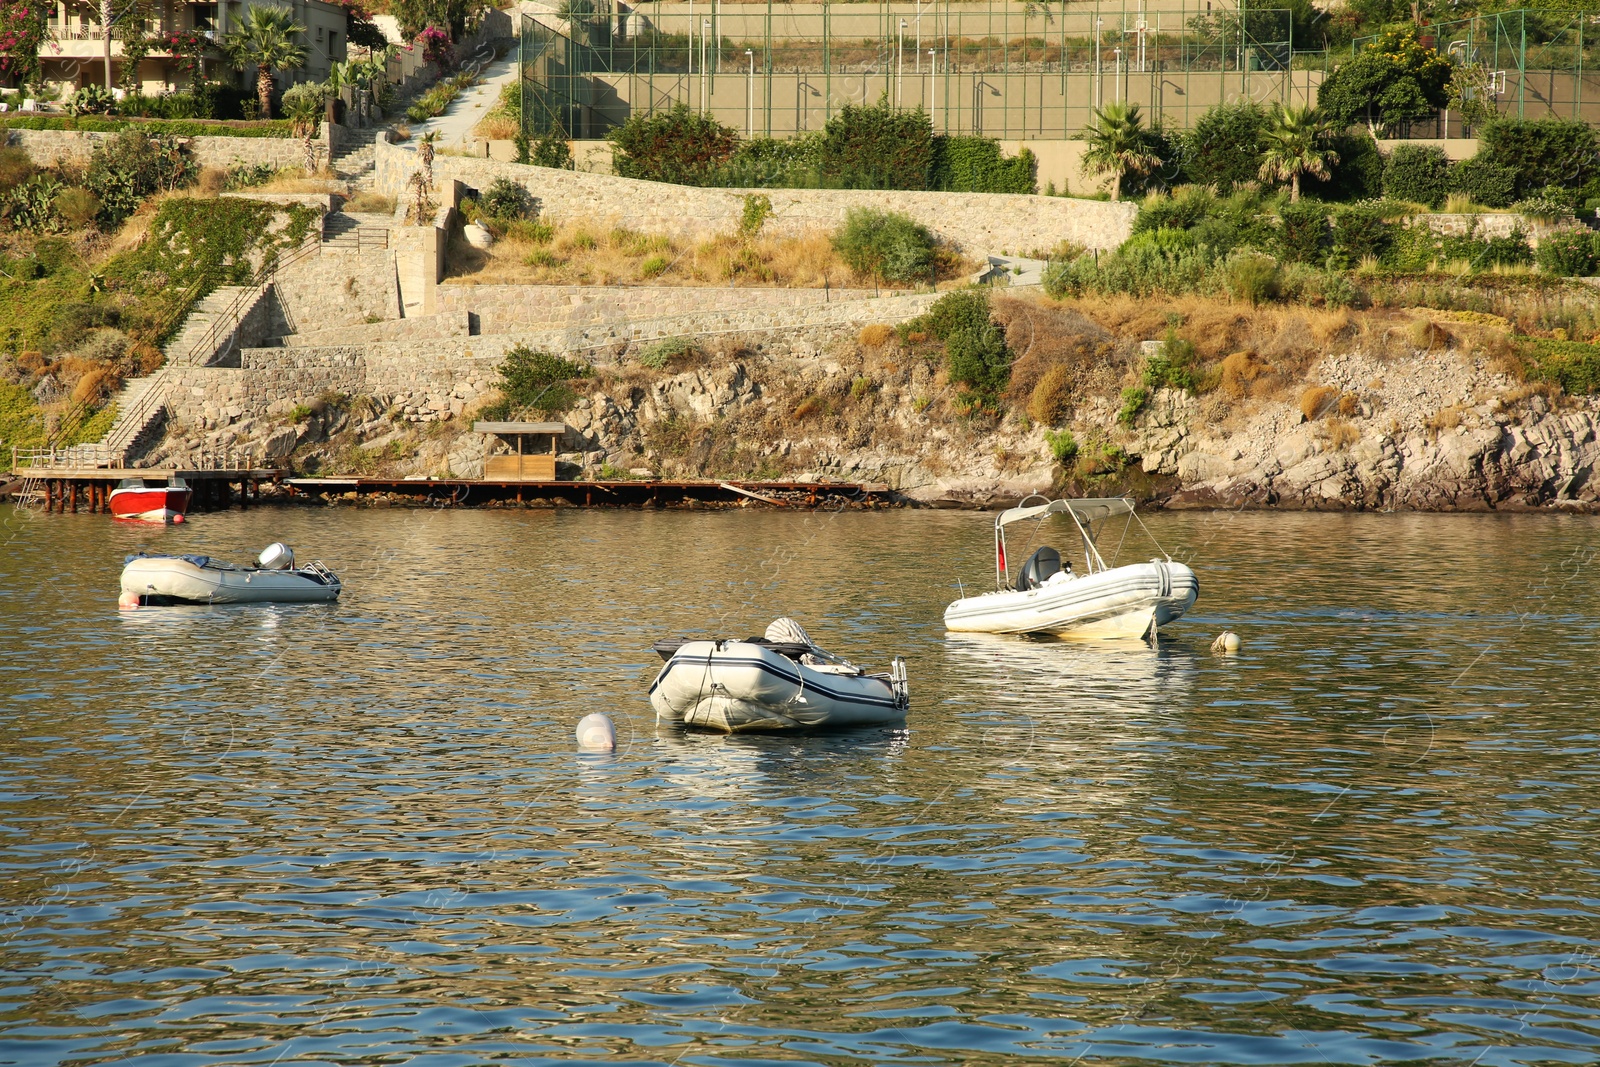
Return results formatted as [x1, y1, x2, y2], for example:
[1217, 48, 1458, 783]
[283, 477, 896, 509]
[7, 466, 284, 513]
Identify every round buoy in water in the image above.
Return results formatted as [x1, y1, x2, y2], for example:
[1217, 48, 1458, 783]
[172, 514, 185, 524]
[576, 713, 616, 752]
[118, 590, 140, 610]
[1211, 630, 1241, 654]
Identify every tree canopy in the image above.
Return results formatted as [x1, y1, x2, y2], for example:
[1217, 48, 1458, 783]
[1316, 28, 1451, 136]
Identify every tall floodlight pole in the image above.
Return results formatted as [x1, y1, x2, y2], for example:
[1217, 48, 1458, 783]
[1094, 18, 1103, 110]
[688, 0, 694, 80]
[1114, 47, 1122, 103]
[898, 20, 906, 106]
[928, 48, 935, 112]
[745, 48, 754, 135]
[915, 0, 922, 73]
[701, 18, 710, 113]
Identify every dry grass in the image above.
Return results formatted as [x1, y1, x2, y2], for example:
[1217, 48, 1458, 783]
[345, 191, 396, 214]
[1337, 392, 1361, 417]
[858, 324, 894, 348]
[1426, 404, 1467, 434]
[474, 113, 518, 140]
[1323, 418, 1361, 449]
[445, 216, 946, 289]
[1406, 316, 1453, 351]
[247, 173, 345, 194]
[1300, 385, 1339, 421]
[1028, 364, 1072, 426]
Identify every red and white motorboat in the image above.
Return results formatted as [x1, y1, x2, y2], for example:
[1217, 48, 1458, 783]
[108, 477, 191, 523]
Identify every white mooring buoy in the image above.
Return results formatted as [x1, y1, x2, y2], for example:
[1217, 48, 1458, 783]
[576, 713, 617, 752]
[1211, 630, 1241, 654]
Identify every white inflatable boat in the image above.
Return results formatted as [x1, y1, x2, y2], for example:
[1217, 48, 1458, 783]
[650, 618, 910, 733]
[944, 496, 1198, 639]
[120, 543, 341, 606]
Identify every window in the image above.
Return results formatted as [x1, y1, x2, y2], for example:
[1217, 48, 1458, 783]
[191, 3, 217, 31]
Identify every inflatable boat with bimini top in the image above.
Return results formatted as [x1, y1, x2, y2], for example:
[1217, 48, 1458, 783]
[649, 618, 909, 733]
[943, 496, 1198, 639]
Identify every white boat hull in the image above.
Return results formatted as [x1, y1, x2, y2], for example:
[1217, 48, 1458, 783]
[943, 560, 1198, 638]
[650, 640, 907, 733]
[121, 556, 341, 605]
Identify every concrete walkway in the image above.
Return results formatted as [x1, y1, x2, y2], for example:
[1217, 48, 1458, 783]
[411, 47, 521, 150]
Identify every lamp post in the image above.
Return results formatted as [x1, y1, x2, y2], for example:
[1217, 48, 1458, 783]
[700, 18, 710, 113]
[897, 19, 907, 107]
[914, 0, 922, 73]
[745, 48, 754, 135]
[1113, 47, 1122, 103]
[928, 48, 935, 114]
[1094, 17, 1104, 109]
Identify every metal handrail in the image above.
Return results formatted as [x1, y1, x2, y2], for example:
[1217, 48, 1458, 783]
[105, 235, 324, 464]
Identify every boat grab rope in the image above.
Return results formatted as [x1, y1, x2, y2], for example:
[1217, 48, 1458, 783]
[1131, 508, 1173, 563]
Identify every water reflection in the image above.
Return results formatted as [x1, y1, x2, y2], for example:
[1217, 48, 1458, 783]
[1, 507, 1598, 1066]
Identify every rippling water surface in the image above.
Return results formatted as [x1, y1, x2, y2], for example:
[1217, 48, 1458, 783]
[2, 502, 1599, 1066]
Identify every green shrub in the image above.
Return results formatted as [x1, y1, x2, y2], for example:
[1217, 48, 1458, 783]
[1181, 102, 1268, 191]
[1304, 131, 1383, 202]
[739, 193, 772, 236]
[1536, 229, 1599, 277]
[945, 322, 1011, 395]
[478, 178, 534, 221]
[1144, 326, 1198, 391]
[1132, 186, 1215, 235]
[1329, 203, 1394, 267]
[0, 116, 294, 137]
[610, 103, 738, 186]
[1044, 428, 1078, 463]
[1531, 339, 1600, 394]
[530, 126, 573, 170]
[719, 134, 824, 187]
[1117, 386, 1150, 426]
[223, 162, 276, 189]
[1223, 252, 1281, 304]
[1277, 200, 1330, 264]
[820, 100, 934, 191]
[1479, 118, 1600, 198]
[640, 254, 670, 277]
[52, 187, 101, 229]
[832, 208, 935, 282]
[1450, 155, 1518, 208]
[1383, 144, 1450, 207]
[917, 288, 993, 342]
[1513, 195, 1573, 223]
[932, 135, 1036, 193]
[497, 345, 590, 412]
[1187, 188, 1278, 253]
[83, 131, 198, 226]
[637, 336, 695, 369]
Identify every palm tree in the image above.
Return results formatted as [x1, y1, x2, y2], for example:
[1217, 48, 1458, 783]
[222, 5, 308, 120]
[1079, 102, 1162, 202]
[1258, 104, 1339, 203]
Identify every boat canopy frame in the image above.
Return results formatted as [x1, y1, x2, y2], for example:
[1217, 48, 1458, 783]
[992, 495, 1161, 591]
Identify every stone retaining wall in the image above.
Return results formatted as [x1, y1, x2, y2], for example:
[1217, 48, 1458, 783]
[270, 247, 401, 334]
[165, 289, 940, 431]
[374, 139, 1136, 255]
[436, 282, 899, 334]
[4, 126, 338, 172]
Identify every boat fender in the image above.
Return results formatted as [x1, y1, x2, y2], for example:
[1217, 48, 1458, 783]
[117, 590, 140, 610]
[576, 713, 616, 752]
[1211, 630, 1241, 654]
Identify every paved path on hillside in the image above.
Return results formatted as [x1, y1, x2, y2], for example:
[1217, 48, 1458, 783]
[411, 48, 522, 150]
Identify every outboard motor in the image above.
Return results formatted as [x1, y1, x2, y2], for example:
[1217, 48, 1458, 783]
[1018, 546, 1063, 590]
[257, 542, 295, 570]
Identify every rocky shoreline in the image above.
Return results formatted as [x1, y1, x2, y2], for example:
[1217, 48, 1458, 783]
[73, 294, 1600, 516]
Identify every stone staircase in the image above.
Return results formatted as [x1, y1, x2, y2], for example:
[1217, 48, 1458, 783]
[323, 211, 392, 252]
[100, 285, 268, 462]
[331, 126, 385, 187]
